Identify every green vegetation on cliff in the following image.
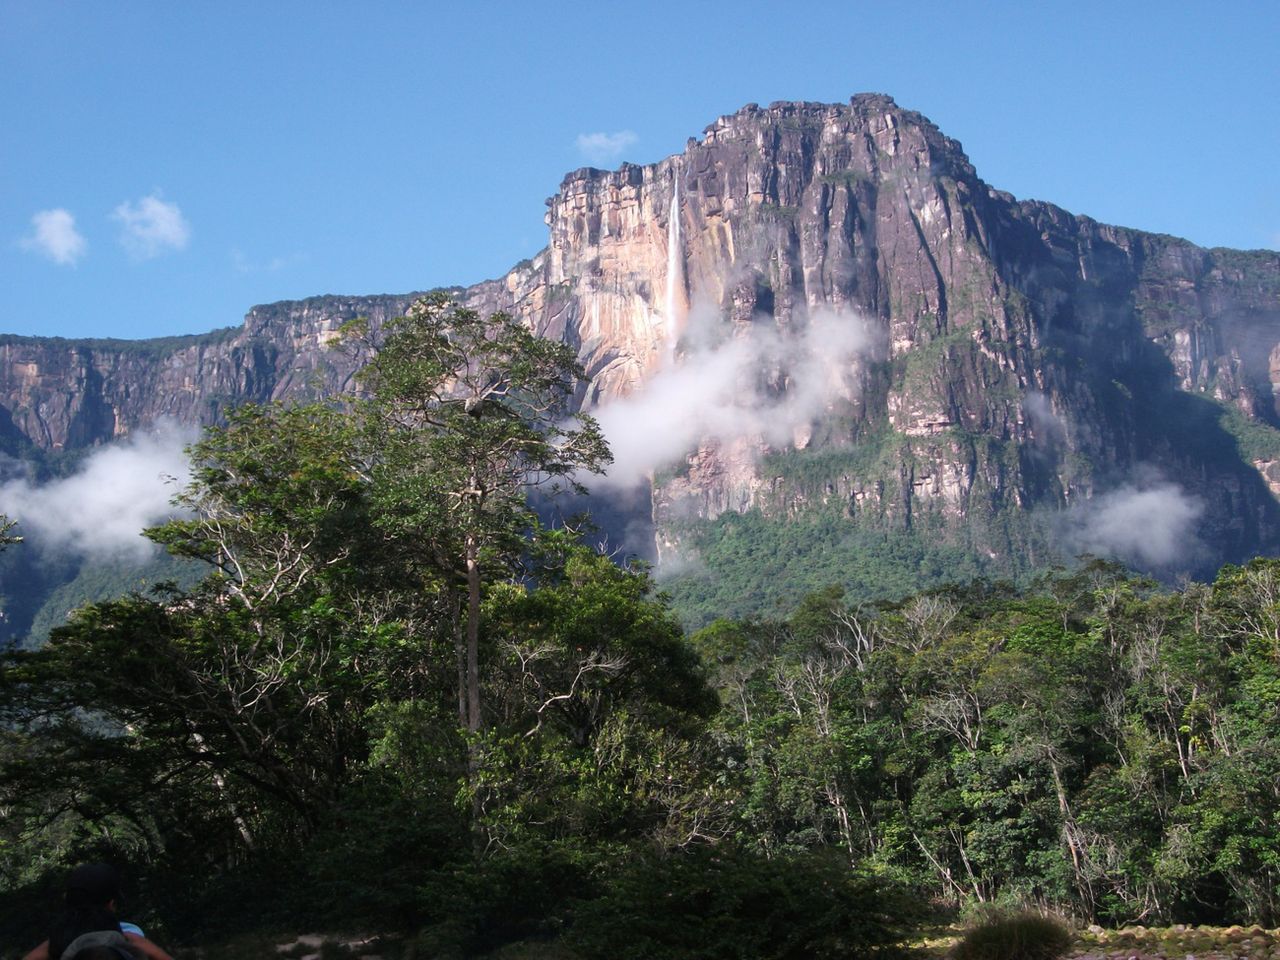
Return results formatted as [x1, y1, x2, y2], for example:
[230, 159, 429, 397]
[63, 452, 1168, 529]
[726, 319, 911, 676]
[1214, 397, 1280, 462]
[0, 326, 241, 357]
[662, 506, 997, 626]
[662, 440, 1050, 627]
[0, 543, 201, 647]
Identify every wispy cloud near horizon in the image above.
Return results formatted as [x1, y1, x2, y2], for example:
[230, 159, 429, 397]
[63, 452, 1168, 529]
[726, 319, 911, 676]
[113, 192, 191, 260]
[20, 208, 87, 265]
[575, 130, 638, 166]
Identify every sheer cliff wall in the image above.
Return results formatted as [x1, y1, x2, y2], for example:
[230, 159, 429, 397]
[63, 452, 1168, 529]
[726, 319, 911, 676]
[3, 95, 1279, 568]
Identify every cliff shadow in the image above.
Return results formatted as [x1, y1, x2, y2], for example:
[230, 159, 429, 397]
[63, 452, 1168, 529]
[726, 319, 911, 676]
[1119, 334, 1280, 573]
[529, 480, 657, 566]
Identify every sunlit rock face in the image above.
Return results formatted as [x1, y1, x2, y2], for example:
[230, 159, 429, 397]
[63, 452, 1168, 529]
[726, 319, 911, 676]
[2, 95, 1279, 568]
[478, 96, 1280, 564]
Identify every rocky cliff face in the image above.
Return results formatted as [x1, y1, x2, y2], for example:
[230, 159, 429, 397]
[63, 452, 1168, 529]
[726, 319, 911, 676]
[4, 95, 1280, 582]
[0, 295, 421, 455]
[522, 95, 1280, 571]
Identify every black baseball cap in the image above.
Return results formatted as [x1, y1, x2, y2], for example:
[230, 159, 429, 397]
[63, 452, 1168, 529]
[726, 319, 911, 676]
[64, 863, 123, 907]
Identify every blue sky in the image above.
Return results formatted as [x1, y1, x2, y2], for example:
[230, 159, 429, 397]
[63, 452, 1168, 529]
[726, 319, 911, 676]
[3, 1, 1277, 340]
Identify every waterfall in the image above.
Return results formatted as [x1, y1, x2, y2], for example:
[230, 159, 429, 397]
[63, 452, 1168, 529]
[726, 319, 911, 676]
[664, 178, 683, 365]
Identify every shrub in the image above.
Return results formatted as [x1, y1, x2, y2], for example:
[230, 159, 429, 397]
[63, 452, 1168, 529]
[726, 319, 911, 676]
[411, 839, 604, 958]
[951, 912, 1073, 960]
[567, 847, 913, 960]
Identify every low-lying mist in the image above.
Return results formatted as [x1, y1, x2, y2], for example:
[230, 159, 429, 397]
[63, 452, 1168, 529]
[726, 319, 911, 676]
[1058, 470, 1205, 571]
[592, 304, 878, 490]
[0, 423, 194, 563]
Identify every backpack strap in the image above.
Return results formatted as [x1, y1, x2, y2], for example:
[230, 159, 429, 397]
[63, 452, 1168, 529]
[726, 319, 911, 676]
[59, 929, 132, 959]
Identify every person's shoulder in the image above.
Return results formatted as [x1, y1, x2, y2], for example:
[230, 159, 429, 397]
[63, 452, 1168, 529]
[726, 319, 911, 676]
[119, 923, 145, 937]
[121, 933, 174, 960]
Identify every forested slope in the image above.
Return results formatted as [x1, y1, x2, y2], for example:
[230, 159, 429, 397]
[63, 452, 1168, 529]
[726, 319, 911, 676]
[1, 298, 1278, 957]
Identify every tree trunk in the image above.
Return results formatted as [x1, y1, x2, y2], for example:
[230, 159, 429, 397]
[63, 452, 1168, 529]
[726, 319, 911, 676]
[465, 535, 482, 734]
[451, 588, 467, 730]
[190, 728, 255, 850]
[826, 779, 857, 865]
[1046, 748, 1096, 916]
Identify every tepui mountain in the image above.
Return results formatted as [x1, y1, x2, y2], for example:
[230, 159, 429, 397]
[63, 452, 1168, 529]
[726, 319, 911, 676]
[2, 94, 1279, 618]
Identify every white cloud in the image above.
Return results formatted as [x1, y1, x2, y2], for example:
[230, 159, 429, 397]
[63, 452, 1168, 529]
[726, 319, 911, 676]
[20, 208, 87, 265]
[1059, 473, 1204, 570]
[575, 130, 638, 165]
[591, 305, 877, 490]
[113, 192, 191, 259]
[0, 424, 194, 563]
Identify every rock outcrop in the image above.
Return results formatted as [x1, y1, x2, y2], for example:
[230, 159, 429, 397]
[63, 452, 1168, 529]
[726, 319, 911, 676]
[4, 95, 1280, 579]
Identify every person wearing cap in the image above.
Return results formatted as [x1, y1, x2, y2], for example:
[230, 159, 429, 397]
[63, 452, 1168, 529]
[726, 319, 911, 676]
[21, 863, 173, 960]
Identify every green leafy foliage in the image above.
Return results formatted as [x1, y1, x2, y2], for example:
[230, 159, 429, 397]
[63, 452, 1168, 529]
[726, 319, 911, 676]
[662, 504, 1017, 626]
[687, 560, 1280, 927]
[8, 295, 1280, 952]
[0, 298, 735, 955]
[349, 292, 610, 734]
[409, 840, 603, 958]
[1214, 399, 1280, 462]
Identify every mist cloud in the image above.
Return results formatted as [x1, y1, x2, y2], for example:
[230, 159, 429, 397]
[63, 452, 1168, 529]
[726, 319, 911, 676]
[592, 307, 876, 489]
[1059, 474, 1204, 570]
[21, 208, 87, 266]
[0, 424, 194, 563]
[1022, 390, 1066, 447]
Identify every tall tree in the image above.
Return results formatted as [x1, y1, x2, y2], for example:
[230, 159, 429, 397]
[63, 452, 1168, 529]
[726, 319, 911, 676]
[350, 293, 610, 733]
